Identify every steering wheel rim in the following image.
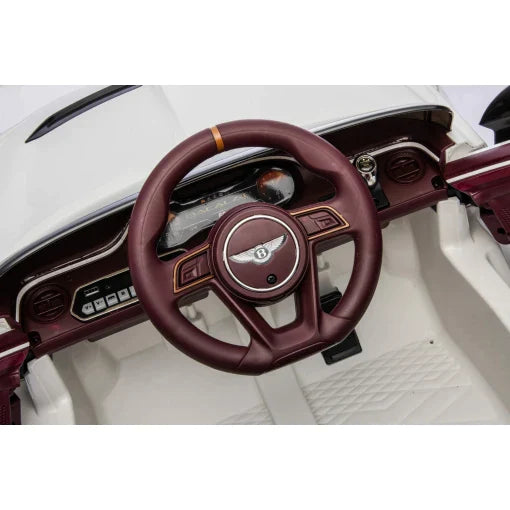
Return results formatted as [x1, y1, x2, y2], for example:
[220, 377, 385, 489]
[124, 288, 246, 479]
[128, 119, 382, 375]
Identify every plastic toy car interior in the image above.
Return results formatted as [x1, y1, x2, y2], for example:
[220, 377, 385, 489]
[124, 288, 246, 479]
[2, 85, 510, 425]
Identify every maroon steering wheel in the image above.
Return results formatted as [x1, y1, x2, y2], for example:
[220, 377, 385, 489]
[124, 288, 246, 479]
[128, 120, 382, 375]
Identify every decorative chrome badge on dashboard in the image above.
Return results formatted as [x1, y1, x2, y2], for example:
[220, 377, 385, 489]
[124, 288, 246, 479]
[229, 234, 286, 264]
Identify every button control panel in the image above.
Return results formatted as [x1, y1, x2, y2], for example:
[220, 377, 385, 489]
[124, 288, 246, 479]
[293, 207, 348, 238]
[72, 270, 138, 321]
[179, 253, 210, 287]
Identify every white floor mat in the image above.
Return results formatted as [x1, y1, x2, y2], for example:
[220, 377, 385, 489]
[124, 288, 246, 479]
[53, 321, 271, 425]
[218, 404, 274, 425]
[303, 339, 502, 424]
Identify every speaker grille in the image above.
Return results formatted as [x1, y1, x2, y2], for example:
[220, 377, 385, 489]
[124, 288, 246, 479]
[29, 285, 68, 322]
[386, 151, 424, 184]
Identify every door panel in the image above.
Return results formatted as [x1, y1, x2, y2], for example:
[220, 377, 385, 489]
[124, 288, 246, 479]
[446, 141, 510, 243]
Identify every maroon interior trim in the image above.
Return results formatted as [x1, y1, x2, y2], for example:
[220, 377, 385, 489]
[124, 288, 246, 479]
[453, 168, 510, 244]
[0, 317, 29, 425]
[444, 142, 510, 180]
[446, 143, 510, 243]
[453, 165, 510, 203]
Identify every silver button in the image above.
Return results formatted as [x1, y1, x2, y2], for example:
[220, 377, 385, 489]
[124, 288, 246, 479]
[82, 303, 95, 315]
[117, 289, 130, 302]
[93, 297, 107, 311]
[129, 285, 136, 298]
[106, 293, 119, 306]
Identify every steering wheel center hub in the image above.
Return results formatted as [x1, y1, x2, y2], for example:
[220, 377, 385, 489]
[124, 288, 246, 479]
[211, 204, 309, 302]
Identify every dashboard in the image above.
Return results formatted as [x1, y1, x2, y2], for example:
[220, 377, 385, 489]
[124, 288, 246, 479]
[70, 161, 305, 322]
[158, 160, 299, 253]
[0, 105, 455, 357]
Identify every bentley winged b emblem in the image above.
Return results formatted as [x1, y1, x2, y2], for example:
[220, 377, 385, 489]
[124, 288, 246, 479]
[229, 234, 287, 265]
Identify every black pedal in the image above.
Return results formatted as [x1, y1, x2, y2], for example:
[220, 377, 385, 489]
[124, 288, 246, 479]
[320, 289, 362, 365]
[371, 181, 389, 210]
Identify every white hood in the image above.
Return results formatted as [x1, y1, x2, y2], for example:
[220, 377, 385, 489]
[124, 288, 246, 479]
[0, 85, 459, 271]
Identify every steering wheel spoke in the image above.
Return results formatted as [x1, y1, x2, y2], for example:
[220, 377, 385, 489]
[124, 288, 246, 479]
[211, 279, 274, 347]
